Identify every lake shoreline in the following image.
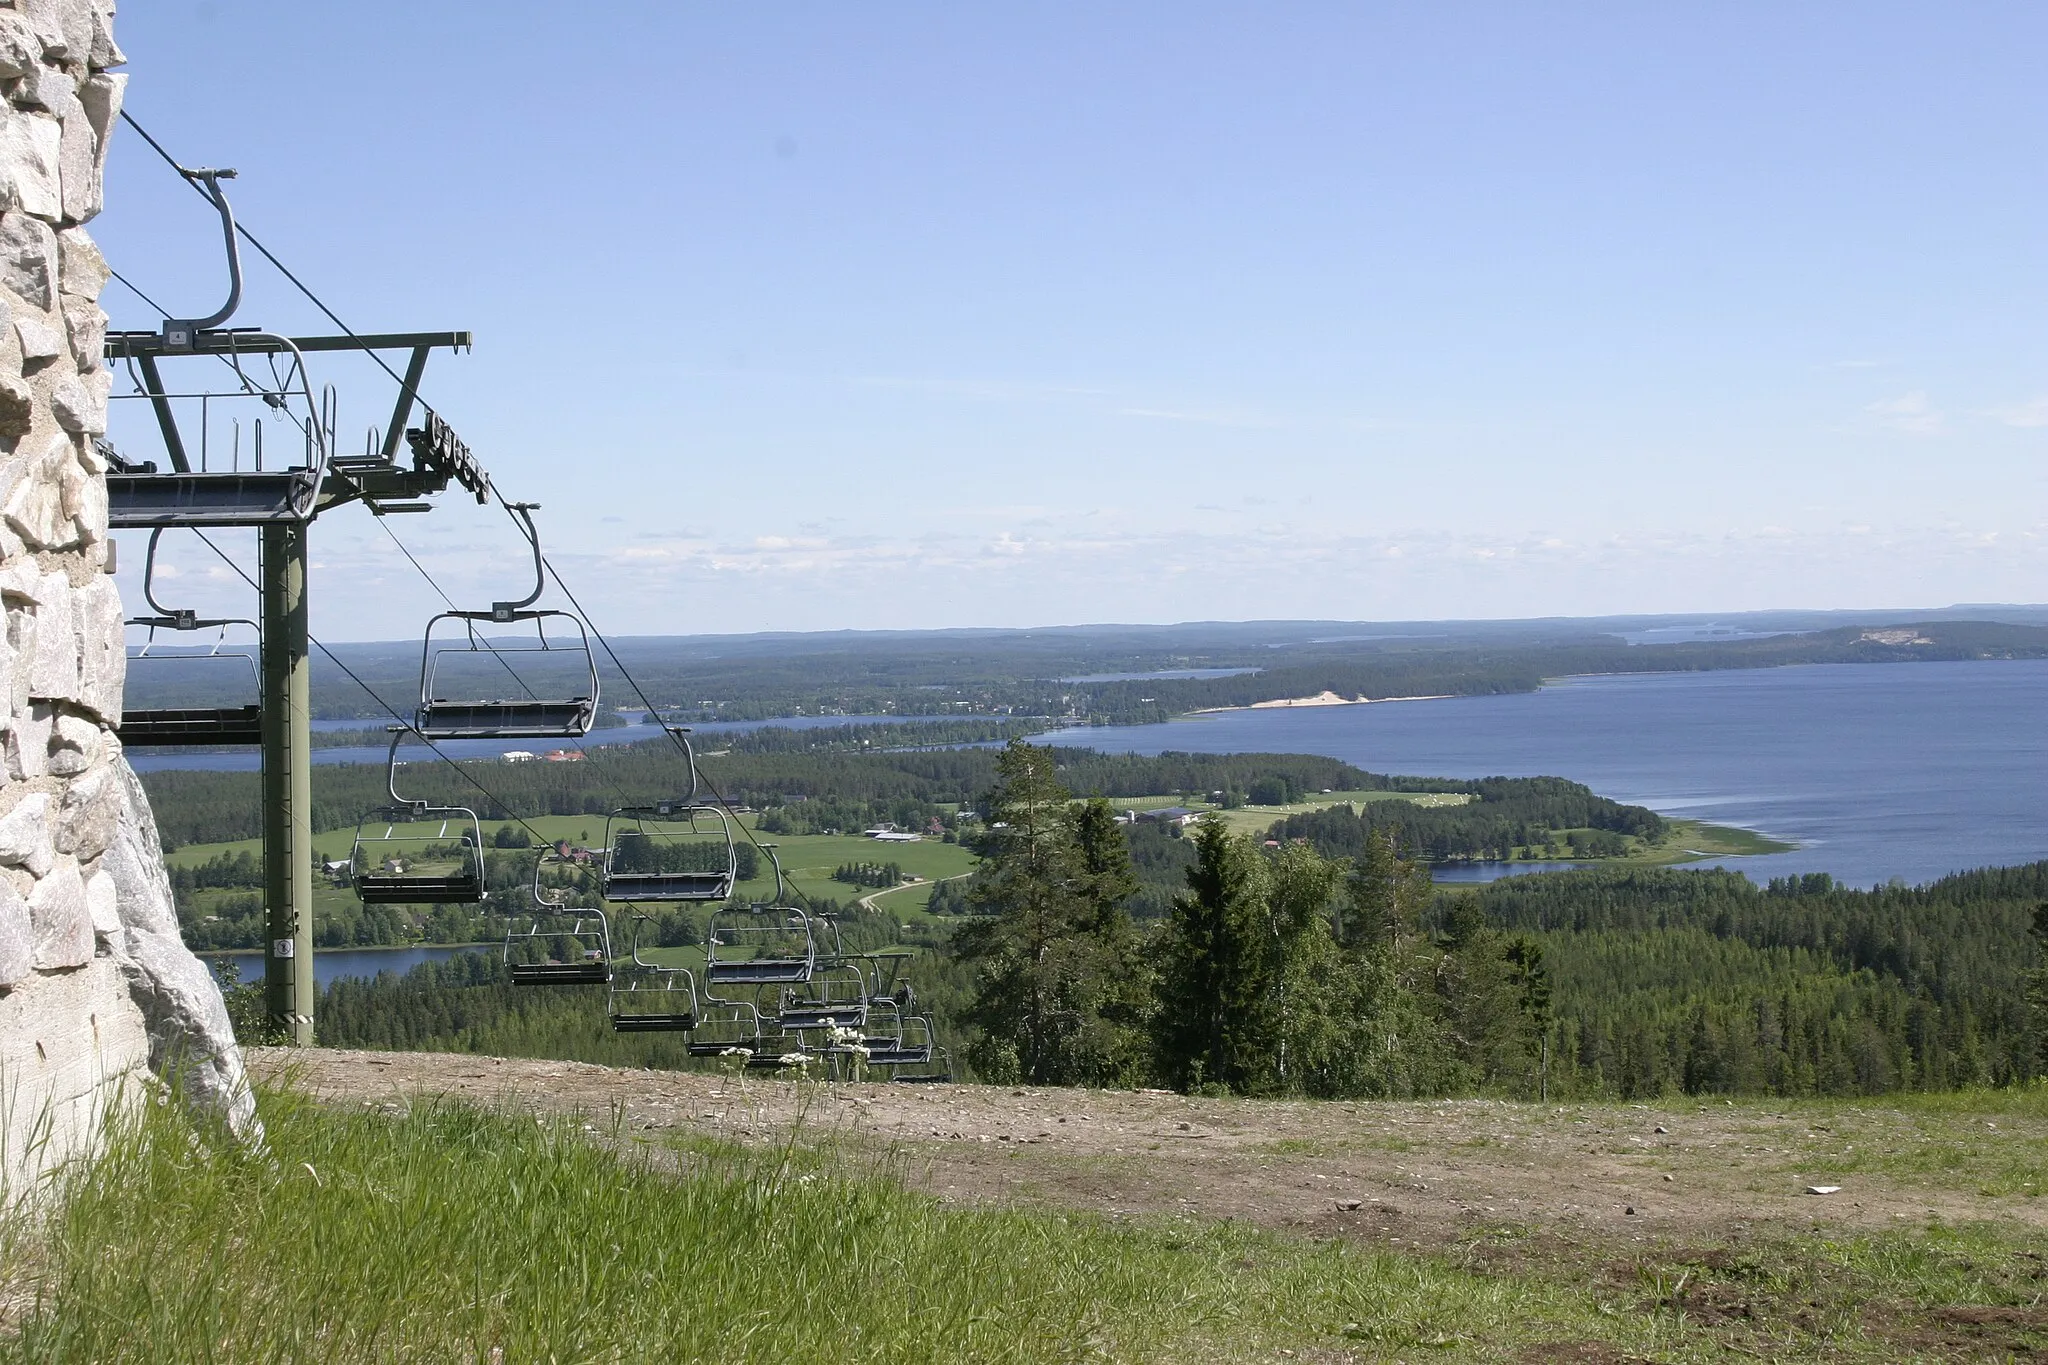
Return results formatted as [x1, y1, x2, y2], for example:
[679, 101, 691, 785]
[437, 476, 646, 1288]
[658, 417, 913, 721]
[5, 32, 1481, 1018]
[1190, 691, 1454, 715]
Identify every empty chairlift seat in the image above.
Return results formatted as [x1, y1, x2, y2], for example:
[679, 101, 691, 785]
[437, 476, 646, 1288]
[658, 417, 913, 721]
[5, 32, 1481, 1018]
[684, 1001, 766, 1057]
[107, 466, 325, 528]
[607, 913, 700, 1032]
[117, 530, 264, 747]
[602, 804, 739, 903]
[351, 730, 489, 905]
[702, 907, 815, 987]
[505, 855, 611, 983]
[352, 807, 487, 904]
[777, 961, 869, 1031]
[413, 611, 599, 740]
[411, 504, 599, 740]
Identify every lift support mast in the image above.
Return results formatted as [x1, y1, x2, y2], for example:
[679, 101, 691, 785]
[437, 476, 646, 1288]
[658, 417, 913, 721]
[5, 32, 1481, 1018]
[106, 327, 488, 1044]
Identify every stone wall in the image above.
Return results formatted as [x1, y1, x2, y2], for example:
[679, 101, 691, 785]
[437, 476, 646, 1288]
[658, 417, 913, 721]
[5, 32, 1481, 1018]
[0, 0, 255, 1204]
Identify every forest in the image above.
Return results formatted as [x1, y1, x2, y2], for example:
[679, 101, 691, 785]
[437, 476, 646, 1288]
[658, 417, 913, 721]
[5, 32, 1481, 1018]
[280, 741, 2048, 1101]
[137, 746, 1397, 850]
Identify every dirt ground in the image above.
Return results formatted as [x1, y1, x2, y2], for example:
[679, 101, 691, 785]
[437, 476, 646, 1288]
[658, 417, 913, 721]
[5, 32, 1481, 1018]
[251, 1048, 2048, 1256]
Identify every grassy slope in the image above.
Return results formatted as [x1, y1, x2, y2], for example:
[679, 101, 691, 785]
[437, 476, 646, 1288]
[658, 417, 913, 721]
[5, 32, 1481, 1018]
[7, 1083, 2046, 1361]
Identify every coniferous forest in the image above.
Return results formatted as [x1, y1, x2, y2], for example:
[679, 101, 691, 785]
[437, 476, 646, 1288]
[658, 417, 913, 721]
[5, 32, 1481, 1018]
[287, 741, 2048, 1101]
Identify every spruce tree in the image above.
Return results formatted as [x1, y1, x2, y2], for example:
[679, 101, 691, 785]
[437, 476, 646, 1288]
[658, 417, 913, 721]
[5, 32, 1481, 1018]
[952, 742, 1152, 1086]
[1152, 819, 1275, 1092]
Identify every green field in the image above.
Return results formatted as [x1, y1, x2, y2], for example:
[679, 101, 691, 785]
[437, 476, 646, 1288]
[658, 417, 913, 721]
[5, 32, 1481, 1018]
[167, 815, 980, 946]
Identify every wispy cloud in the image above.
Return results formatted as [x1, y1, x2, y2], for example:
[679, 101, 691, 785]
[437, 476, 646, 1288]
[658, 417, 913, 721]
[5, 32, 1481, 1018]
[851, 374, 1110, 403]
[1867, 390, 1943, 436]
[1987, 396, 2048, 428]
[1116, 406, 1281, 430]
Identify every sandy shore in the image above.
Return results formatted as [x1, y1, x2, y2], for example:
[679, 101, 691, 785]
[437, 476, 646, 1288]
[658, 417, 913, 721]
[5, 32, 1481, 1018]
[1190, 691, 1453, 715]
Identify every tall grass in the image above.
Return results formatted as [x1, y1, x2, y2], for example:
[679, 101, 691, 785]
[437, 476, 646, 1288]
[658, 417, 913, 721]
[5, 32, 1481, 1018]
[0, 1083, 1646, 1363]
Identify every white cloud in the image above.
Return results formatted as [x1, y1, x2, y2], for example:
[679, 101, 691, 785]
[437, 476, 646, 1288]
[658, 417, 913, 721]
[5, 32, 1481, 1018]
[1987, 396, 2048, 428]
[1867, 390, 1944, 436]
[1116, 406, 1281, 430]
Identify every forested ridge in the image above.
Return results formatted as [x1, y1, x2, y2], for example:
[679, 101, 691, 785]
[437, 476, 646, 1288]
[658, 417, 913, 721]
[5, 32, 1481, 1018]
[128, 617, 2048, 724]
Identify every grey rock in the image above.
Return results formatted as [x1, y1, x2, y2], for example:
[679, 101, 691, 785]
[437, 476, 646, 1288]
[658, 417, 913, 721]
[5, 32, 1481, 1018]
[4, 697, 51, 778]
[0, 14, 38, 79]
[18, 0, 89, 61]
[69, 570, 121, 720]
[13, 312, 58, 365]
[85, 2, 120, 71]
[101, 760, 261, 1141]
[55, 755, 116, 861]
[4, 443, 76, 550]
[55, 224, 103, 298]
[49, 75, 96, 224]
[0, 791, 53, 875]
[45, 708, 96, 775]
[23, 551, 74, 698]
[59, 292, 99, 370]
[0, 114, 61, 223]
[0, 209, 57, 306]
[10, 54, 72, 113]
[0, 369, 29, 438]
[81, 858, 114, 934]
[48, 366, 104, 433]
[72, 72, 117, 220]
[0, 876, 32, 987]
[27, 853, 92, 969]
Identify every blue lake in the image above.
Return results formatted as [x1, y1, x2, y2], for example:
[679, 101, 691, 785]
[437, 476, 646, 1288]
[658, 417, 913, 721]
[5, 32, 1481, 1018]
[205, 944, 489, 991]
[1076, 660, 2048, 890]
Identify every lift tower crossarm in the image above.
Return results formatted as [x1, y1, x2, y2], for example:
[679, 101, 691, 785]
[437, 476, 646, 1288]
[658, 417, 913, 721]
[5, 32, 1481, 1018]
[105, 329, 473, 357]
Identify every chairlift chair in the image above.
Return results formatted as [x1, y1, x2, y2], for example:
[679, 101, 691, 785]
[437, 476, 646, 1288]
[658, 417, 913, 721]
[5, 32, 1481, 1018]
[412, 503, 599, 740]
[875, 1017, 952, 1082]
[684, 1000, 767, 1058]
[118, 530, 263, 747]
[104, 166, 337, 529]
[602, 803, 739, 903]
[776, 960, 869, 1032]
[504, 851, 611, 984]
[350, 729, 487, 905]
[702, 906, 816, 987]
[606, 912, 701, 1033]
[858, 997, 904, 1052]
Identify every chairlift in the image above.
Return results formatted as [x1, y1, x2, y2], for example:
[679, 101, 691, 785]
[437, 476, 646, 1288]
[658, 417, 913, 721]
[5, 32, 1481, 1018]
[413, 503, 599, 740]
[683, 1000, 766, 1058]
[117, 529, 262, 747]
[874, 1017, 952, 1081]
[703, 905, 816, 987]
[741, 1019, 818, 1072]
[350, 729, 487, 904]
[103, 164, 336, 528]
[504, 851, 610, 984]
[777, 960, 869, 1032]
[607, 912, 700, 1033]
[850, 950, 914, 1010]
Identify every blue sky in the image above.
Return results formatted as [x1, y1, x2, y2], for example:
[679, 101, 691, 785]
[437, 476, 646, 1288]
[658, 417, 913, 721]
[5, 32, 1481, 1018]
[99, 4, 2048, 640]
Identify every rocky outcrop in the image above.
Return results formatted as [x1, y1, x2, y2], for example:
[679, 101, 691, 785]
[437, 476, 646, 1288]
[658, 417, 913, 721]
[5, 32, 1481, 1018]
[0, 0, 257, 1198]
[99, 761, 256, 1136]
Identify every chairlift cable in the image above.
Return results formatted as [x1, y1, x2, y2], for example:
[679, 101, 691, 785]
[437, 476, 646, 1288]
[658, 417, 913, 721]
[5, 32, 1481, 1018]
[104, 264, 316, 442]
[189, 529, 558, 852]
[119, 111, 427, 410]
[125, 113, 819, 916]
[518, 515, 824, 914]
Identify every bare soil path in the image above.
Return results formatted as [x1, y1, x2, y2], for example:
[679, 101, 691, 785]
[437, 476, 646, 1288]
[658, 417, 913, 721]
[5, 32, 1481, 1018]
[252, 1048, 2048, 1257]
